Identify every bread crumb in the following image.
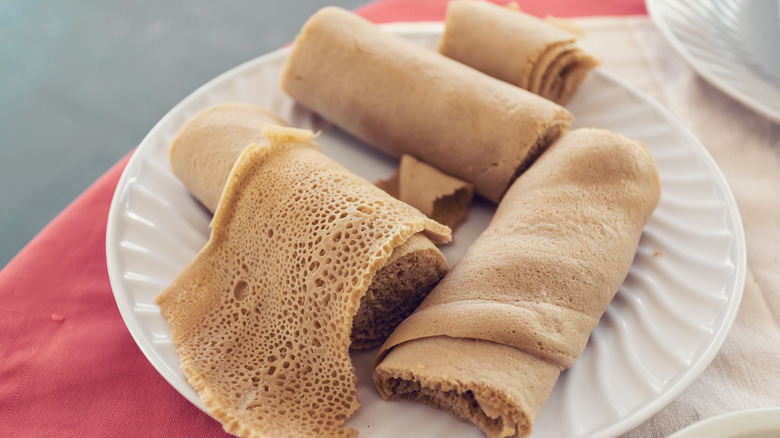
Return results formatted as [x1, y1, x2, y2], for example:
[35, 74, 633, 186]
[377, 155, 473, 232]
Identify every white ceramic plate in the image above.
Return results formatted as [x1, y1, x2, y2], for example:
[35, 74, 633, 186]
[106, 23, 746, 438]
[647, 0, 780, 123]
[668, 407, 780, 438]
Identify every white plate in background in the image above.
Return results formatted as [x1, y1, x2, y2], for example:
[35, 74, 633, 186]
[668, 407, 780, 438]
[106, 23, 746, 438]
[647, 0, 780, 123]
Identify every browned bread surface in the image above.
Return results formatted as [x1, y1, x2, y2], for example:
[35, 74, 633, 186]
[351, 233, 448, 350]
[168, 103, 450, 351]
[376, 154, 474, 231]
[440, 0, 599, 105]
[374, 128, 661, 437]
[281, 6, 572, 202]
[158, 126, 450, 437]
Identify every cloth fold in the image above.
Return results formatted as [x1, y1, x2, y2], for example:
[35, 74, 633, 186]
[1, 3, 778, 438]
[572, 17, 780, 437]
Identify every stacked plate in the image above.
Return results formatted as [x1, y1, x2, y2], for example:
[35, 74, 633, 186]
[647, 0, 780, 123]
[668, 407, 780, 438]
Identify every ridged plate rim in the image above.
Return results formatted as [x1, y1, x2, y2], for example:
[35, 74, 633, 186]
[646, 0, 780, 123]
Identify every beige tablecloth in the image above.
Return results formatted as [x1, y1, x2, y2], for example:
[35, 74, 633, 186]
[572, 16, 780, 437]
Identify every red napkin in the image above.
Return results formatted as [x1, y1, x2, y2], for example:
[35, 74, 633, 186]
[358, 0, 645, 22]
[0, 1, 644, 436]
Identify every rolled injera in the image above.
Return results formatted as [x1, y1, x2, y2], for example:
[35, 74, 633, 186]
[439, 0, 599, 106]
[373, 128, 662, 438]
[168, 103, 451, 350]
[280, 6, 572, 203]
[169, 102, 288, 213]
[157, 125, 451, 437]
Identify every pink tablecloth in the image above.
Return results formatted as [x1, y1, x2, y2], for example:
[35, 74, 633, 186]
[5, 1, 780, 437]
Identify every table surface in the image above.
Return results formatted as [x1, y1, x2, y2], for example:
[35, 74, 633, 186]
[2, 1, 779, 437]
[0, 0, 365, 269]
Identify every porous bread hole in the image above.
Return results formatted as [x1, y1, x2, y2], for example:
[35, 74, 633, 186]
[383, 377, 522, 438]
[357, 205, 374, 215]
[233, 280, 249, 301]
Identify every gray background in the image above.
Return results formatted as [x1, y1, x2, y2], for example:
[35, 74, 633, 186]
[0, 0, 367, 269]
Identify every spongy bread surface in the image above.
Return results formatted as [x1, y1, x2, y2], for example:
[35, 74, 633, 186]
[375, 336, 561, 438]
[169, 102, 288, 212]
[439, 0, 599, 105]
[373, 128, 661, 437]
[440, 0, 573, 90]
[156, 126, 450, 437]
[280, 6, 572, 202]
[376, 128, 661, 369]
[168, 103, 450, 350]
